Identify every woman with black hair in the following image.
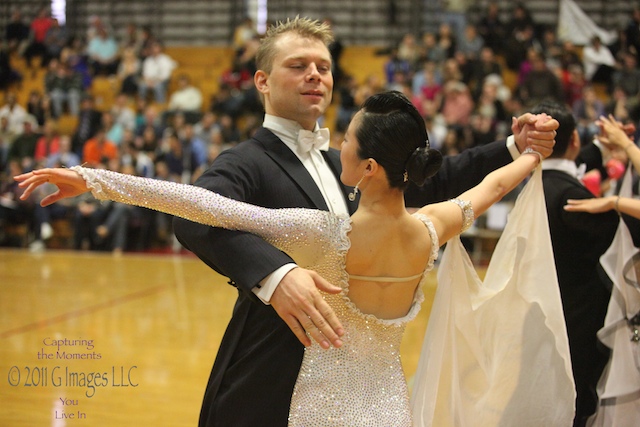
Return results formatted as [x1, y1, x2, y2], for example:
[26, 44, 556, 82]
[16, 91, 552, 426]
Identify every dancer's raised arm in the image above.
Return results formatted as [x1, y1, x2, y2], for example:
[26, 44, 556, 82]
[419, 115, 551, 245]
[15, 167, 337, 257]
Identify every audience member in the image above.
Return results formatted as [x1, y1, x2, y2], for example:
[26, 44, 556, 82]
[440, 0, 471, 41]
[435, 22, 457, 59]
[117, 45, 141, 97]
[71, 95, 103, 155]
[582, 36, 616, 87]
[7, 116, 40, 170]
[73, 187, 131, 254]
[137, 25, 157, 61]
[215, 113, 242, 147]
[209, 83, 245, 121]
[474, 76, 509, 137]
[232, 17, 258, 52]
[0, 93, 28, 135]
[118, 23, 144, 56]
[181, 123, 208, 168]
[43, 18, 68, 65]
[609, 27, 632, 64]
[5, 9, 30, 56]
[60, 36, 92, 89]
[120, 136, 154, 178]
[102, 111, 124, 146]
[504, 25, 539, 71]
[0, 116, 16, 174]
[167, 74, 203, 118]
[158, 129, 201, 184]
[192, 111, 220, 144]
[383, 48, 411, 87]
[138, 41, 177, 104]
[476, 1, 506, 54]
[506, 3, 536, 36]
[457, 24, 484, 61]
[468, 46, 502, 98]
[573, 85, 605, 147]
[418, 32, 447, 65]
[412, 59, 442, 101]
[24, 6, 54, 69]
[34, 119, 61, 165]
[563, 64, 587, 108]
[353, 74, 384, 108]
[605, 86, 635, 123]
[625, 5, 640, 57]
[518, 49, 564, 108]
[45, 134, 80, 168]
[134, 103, 163, 138]
[85, 15, 106, 43]
[440, 80, 474, 127]
[0, 160, 33, 246]
[611, 51, 640, 98]
[0, 46, 22, 92]
[539, 26, 564, 70]
[110, 93, 136, 132]
[87, 27, 120, 76]
[45, 60, 83, 118]
[26, 90, 53, 127]
[558, 40, 582, 75]
[396, 33, 421, 70]
[82, 128, 119, 167]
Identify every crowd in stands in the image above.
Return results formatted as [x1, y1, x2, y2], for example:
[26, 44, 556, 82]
[1, 2, 639, 254]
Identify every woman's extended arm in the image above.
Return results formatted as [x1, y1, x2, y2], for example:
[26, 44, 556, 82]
[597, 115, 640, 173]
[419, 150, 541, 245]
[15, 167, 335, 252]
[565, 196, 640, 220]
[418, 114, 551, 245]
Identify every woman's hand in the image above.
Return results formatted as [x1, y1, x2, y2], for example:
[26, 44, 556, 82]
[14, 168, 90, 206]
[564, 196, 617, 214]
[596, 115, 634, 149]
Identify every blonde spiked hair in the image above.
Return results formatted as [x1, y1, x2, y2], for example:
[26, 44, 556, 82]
[255, 16, 334, 74]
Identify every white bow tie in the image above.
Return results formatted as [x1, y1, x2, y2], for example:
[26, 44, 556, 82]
[297, 128, 330, 154]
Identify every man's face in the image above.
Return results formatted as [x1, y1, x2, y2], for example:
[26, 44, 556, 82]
[256, 33, 333, 130]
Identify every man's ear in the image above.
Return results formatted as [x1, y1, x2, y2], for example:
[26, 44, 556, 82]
[366, 159, 379, 176]
[570, 129, 581, 149]
[254, 70, 269, 94]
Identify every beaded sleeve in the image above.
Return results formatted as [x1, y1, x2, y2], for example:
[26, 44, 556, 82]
[448, 198, 474, 233]
[71, 166, 340, 263]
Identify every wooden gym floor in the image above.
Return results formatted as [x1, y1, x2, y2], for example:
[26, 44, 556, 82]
[0, 248, 446, 426]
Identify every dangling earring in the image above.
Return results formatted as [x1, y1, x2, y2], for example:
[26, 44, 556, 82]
[348, 175, 365, 201]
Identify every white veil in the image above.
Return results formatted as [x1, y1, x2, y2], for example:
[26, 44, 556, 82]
[410, 167, 575, 426]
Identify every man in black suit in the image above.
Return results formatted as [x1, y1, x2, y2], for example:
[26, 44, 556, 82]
[173, 17, 558, 427]
[534, 100, 637, 426]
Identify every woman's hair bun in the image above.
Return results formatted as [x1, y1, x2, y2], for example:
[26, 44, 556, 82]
[405, 146, 443, 187]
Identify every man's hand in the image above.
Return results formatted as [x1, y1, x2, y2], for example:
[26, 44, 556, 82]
[270, 268, 344, 349]
[512, 113, 558, 158]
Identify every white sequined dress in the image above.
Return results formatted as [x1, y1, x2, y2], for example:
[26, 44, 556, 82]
[73, 166, 440, 427]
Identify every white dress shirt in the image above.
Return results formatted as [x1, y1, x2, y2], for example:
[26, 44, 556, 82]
[542, 158, 583, 179]
[253, 115, 348, 303]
